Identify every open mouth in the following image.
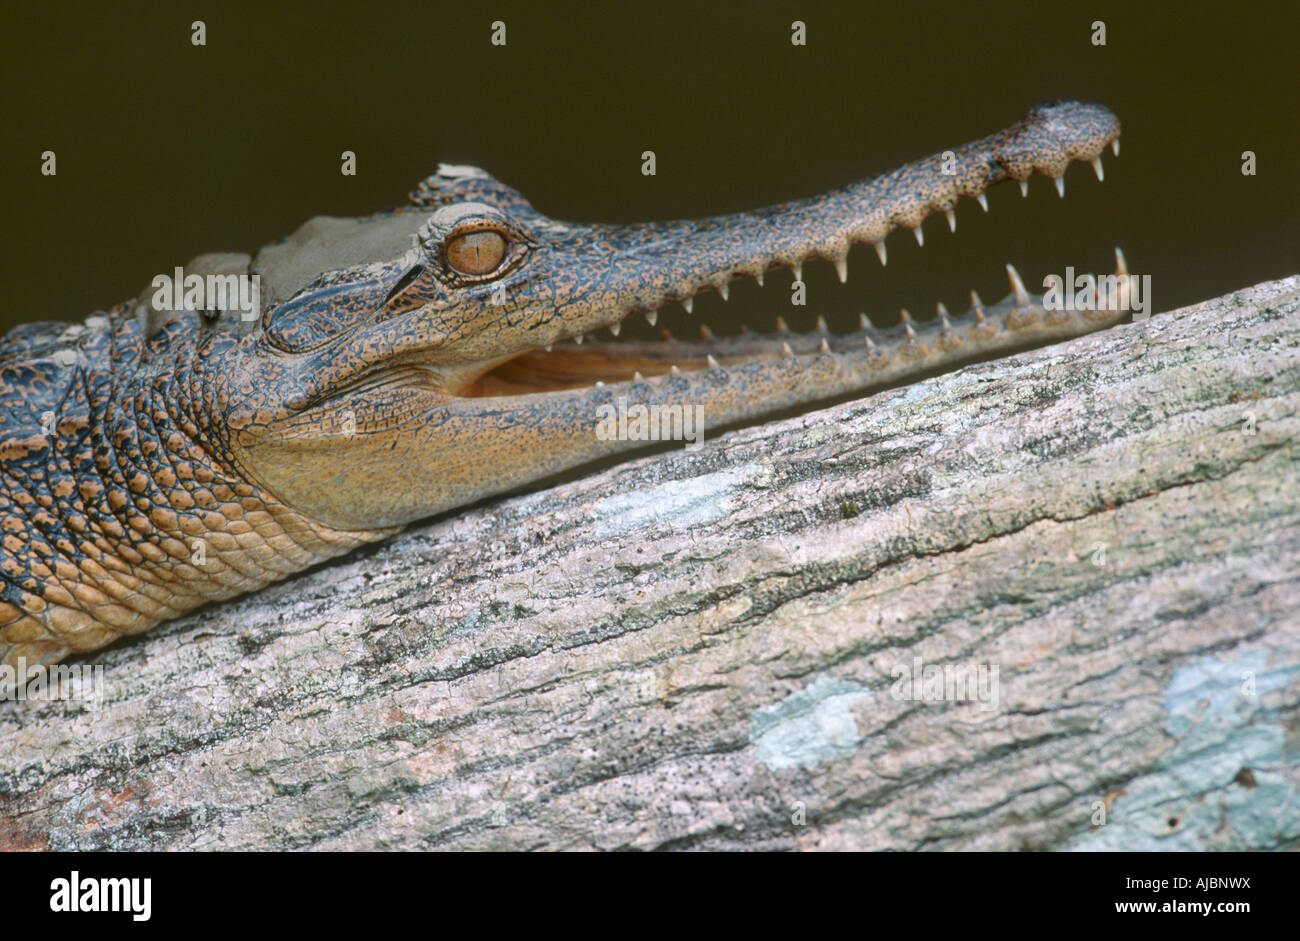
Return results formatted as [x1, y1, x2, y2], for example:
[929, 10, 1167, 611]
[464, 135, 1122, 399]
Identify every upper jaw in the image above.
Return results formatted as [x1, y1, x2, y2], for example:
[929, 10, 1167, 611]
[445, 103, 1120, 393]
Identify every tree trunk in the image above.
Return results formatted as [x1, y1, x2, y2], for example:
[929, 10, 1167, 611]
[3, 277, 1298, 851]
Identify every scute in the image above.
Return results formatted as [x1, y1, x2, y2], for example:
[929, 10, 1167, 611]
[0, 319, 103, 446]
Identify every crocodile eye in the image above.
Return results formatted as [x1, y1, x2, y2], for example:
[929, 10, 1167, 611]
[445, 230, 508, 275]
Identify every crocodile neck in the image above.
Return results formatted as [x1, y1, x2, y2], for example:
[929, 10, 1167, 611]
[0, 310, 381, 662]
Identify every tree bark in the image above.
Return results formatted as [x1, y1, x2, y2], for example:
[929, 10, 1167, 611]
[3, 277, 1298, 851]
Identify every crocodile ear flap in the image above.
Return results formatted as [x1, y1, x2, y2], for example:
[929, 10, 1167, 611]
[262, 261, 414, 353]
[410, 164, 535, 217]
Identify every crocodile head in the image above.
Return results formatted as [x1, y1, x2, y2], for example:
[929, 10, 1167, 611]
[213, 101, 1123, 531]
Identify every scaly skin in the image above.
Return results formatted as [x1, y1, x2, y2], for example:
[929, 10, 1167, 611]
[1, 101, 1122, 667]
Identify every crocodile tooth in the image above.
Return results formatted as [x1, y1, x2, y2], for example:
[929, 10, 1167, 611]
[574, 334, 583, 344]
[900, 308, 914, 324]
[859, 312, 870, 329]
[864, 334, 876, 349]
[1054, 177, 1066, 198]
[718, 282, 729, 301]
[793, 263, 803, 283]
[912, 226, 924, 247]
[834, 256, 848, 283]
[646, 310, 657, 326]
[683, 297, 693, 314]
[781, 341, 794, 358]
[756, 271, 765, 287]
[1006, 264, 1031, 307]
[1019, 180, 1029, 197]
[971, 290, 986, 321]
[633, 370, 645, 382]
[609, 322, 621, 336]
[976, 193, 989, 212]
[937, 302, 952, 328]
[819, 338, 831, 354]
[706, 354, 721, 370]
[595, 381, 605, 388]
[1112, 139, 1120, 157]
[775, 316, 790, 333]
[873, 241, 887, 265]
[945, 209, 956, 232]
[904, 323, 917, 341]
[699, 324, 714, 339]
[1091, 157, 1104, 181]
[544, 344, 553, 352]
[815, 315, 829, 332]
[670, 365, 681, 377]
[1112, 248, 1133, 312]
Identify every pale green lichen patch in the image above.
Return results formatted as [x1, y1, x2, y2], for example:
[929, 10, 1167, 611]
[750, 674, 871, 771]
[594, 464, 762, 538]
[1067, 648, 1300, 850]
[796, 423, 837, 448]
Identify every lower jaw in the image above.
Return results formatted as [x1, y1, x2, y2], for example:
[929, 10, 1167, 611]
[464, 252, 1136, 398]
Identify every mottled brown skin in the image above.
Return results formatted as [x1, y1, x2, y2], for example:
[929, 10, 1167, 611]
[1, 102, 1122, 667]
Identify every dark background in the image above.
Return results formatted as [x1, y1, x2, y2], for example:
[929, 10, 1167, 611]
[2, 0, 1296, 339]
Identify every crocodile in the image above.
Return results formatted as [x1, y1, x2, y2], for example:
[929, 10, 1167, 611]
[1, 101, 1124, 669]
